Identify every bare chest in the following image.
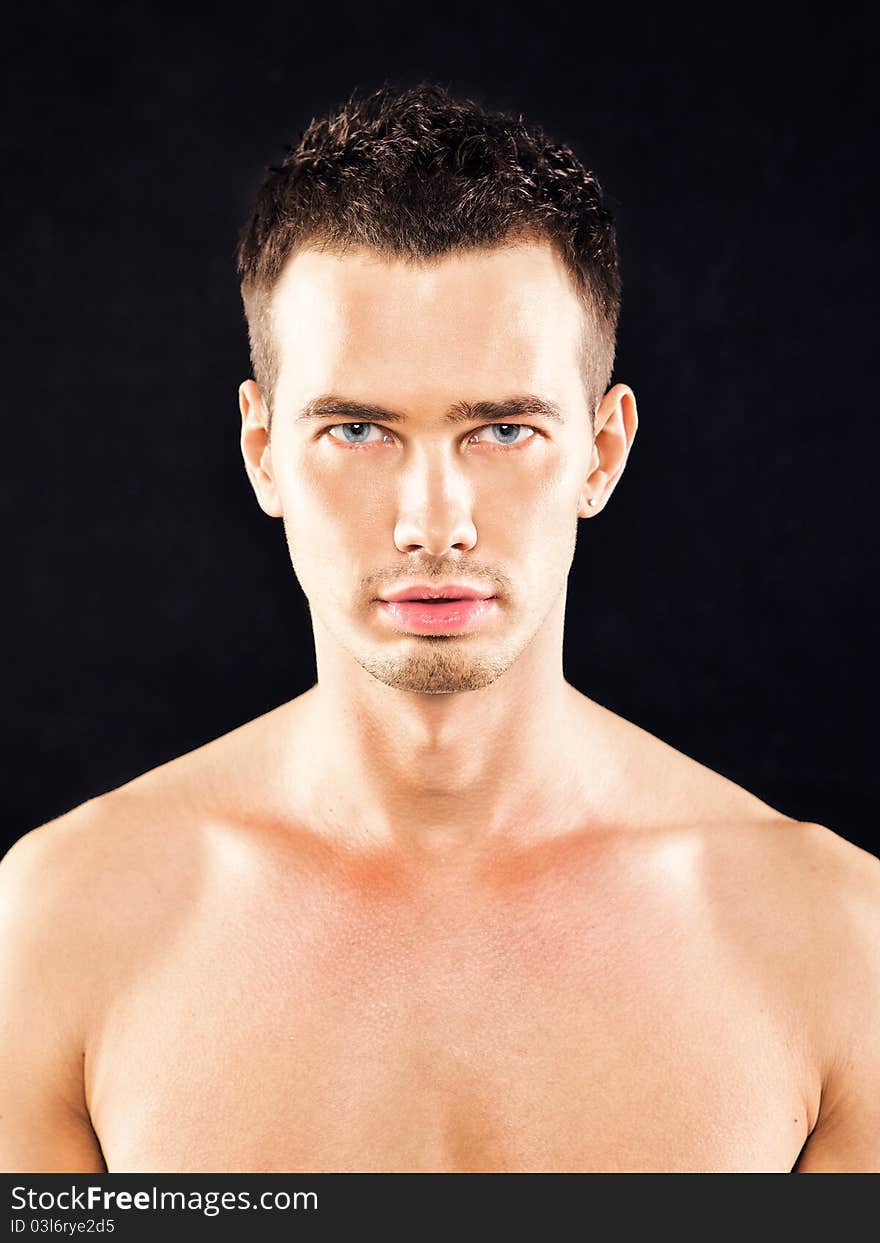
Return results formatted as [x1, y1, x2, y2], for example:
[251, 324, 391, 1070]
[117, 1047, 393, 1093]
[86, 865, 812, 1173]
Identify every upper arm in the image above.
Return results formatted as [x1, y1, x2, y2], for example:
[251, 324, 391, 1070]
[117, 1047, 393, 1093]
[792, 829, 880, 1173]
[0, 820, 107, 1173]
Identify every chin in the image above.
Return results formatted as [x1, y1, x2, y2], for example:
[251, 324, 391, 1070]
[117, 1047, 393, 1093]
[356, 639, 520, 695]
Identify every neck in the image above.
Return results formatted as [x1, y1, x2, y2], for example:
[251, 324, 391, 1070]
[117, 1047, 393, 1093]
[286, 594, 612, 861]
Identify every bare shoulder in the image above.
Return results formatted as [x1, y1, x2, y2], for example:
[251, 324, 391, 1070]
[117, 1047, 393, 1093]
[0, 754, 232, 1173]
[707, 816, 879, 943]
[0, 739, 239, 984]
[618, 707, 880, 943]
[766, 819, 880, 1037]
[3, 753, 207, 883]
[699, 816, 880, 1173]
[698, 815, 879, 987]
[776, 822, 880, 1172]
[0, 696, 297, 969]
[0, 799, 107, 998]
[784, 818, 880, 909]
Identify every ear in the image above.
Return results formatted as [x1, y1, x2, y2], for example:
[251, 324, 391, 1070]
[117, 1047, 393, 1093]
[239, 380, 283, 518]
[578, 383, 638, 518]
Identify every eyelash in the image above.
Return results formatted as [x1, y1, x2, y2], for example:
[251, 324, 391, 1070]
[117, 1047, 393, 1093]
[323, 422, 540, 450]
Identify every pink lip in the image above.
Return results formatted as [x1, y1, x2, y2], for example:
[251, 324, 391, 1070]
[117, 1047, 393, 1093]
[376, 597, 498, 634]
[379, 583, 493, 602]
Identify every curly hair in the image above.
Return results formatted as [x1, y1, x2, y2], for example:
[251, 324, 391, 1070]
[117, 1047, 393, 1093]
[237, 81, 621, 434]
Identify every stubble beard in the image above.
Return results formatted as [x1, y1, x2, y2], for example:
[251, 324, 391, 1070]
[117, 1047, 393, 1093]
[354, 631, 518, 694]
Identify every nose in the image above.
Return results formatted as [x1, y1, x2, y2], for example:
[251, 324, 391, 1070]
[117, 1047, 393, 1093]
[392, 445, 478, 556]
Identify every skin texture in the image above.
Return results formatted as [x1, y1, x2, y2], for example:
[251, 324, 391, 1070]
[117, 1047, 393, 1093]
[1, 240, 877, 1173]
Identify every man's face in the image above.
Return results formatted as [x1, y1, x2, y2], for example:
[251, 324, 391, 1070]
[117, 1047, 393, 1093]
[245, 240, 600, 695]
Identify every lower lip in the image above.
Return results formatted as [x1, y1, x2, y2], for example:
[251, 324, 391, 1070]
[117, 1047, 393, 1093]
[376, 597, 498, 634]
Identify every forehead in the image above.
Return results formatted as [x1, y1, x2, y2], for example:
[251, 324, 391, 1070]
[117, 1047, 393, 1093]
[269, 241, 586, 408]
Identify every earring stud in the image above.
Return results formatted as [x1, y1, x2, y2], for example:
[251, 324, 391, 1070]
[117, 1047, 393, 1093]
[586, 498, 596, 507]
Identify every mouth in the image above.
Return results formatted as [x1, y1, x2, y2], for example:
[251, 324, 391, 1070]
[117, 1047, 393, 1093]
[375, 596, 498, 634]
[377, 586, 495, 603]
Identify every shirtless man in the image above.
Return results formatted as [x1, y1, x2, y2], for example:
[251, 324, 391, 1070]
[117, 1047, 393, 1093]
[2, 82, 878, 1174]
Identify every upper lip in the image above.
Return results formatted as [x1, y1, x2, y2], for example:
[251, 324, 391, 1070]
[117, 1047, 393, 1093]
[378, 583, 495, 602]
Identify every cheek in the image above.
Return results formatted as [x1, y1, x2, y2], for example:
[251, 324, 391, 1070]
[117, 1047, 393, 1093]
[507, 461, 583, 588]
[481, 456, 581, 541]
[277, 459, 389, 581]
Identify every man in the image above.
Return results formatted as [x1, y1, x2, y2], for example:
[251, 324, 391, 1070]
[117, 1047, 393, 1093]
[1, 82, 877, 1174]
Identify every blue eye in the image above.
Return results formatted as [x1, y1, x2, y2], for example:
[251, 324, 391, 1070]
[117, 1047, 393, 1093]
[324, 421, 538, 448]
[327, 422, 384, 445]
[471, 423, 537, 447]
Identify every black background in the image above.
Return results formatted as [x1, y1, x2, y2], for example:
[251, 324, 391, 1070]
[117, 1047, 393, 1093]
[3, 2, 876, 857]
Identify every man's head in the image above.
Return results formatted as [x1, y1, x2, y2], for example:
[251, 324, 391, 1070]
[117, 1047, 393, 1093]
[237, 81, 622, 438]
[238, 83, 637, 696]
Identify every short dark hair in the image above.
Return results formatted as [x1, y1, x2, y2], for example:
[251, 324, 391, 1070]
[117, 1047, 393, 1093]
[237, 81, 621, 435]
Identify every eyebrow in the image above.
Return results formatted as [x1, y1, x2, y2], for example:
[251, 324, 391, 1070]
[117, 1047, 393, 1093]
[295, 394, 565, 425]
